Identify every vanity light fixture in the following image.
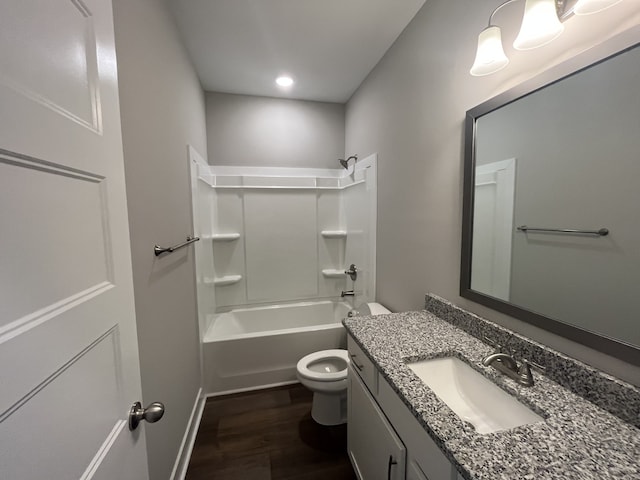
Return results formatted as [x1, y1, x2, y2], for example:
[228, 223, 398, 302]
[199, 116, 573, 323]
[275, 75, 294, 87]
[513, 0, 564, 50]
[470, 0, 624, 76]
[573, 0, 623, 15]
[470, 26, 510, 76]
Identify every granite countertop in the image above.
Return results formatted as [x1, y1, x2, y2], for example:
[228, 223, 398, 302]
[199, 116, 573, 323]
[343, 310, 640, 480]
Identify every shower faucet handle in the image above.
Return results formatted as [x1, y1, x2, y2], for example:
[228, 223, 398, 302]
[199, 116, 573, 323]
[345, 264, 358, 281]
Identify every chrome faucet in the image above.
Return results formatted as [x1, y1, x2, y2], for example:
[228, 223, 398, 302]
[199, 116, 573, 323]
[341, 290, 355, 297]
[482, 352, 534, 387]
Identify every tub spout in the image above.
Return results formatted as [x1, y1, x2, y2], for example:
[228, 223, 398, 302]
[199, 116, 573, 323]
[341, 290, 355, 297]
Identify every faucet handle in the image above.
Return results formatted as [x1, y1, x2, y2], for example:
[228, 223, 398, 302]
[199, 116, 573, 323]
[517, 361, 534, 386]
[482, 335, 500, 349]
[482, 335, 510, 354]
[518, 360, 532, 374]
[523, 359, 546, 373]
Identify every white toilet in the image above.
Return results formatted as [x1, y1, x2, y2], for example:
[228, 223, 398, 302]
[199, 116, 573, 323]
[296, 302, 391, 426]
[297, 349, 350, 425]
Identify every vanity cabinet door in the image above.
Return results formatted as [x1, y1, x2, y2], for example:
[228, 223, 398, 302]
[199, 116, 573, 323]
[378, 376, 458, 480]
[348, 365, 406, 480]
[407, 461, 430, 480]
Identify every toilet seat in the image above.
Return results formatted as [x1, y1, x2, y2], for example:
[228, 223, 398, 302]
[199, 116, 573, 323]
[296, 349, 349, 382]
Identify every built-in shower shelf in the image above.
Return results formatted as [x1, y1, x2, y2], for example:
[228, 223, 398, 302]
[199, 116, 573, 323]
[320, 230, 347, 238]
[322, 269, 347, 278]
[205, 275, 242, 286]
[211, 233, 241, 242]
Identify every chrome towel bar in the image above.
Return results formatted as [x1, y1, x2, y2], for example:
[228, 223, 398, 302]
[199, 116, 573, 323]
[517, 226, 609, 236]
[154, 235, 200, 256]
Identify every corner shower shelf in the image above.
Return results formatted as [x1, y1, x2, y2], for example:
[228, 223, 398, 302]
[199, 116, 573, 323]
[322, 269, 347, 278]
[211, 233, 241, 242]
[205, 275, 242, 286]
[321, 230, 347, 239]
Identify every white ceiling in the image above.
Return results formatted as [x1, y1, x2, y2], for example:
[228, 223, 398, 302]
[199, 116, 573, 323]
[167, 0, 426, 103]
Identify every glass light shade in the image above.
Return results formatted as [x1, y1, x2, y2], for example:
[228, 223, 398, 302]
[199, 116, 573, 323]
[470, 26, 510, 76]
[574, 0, 623, 15]
[513, 0, 564, 50]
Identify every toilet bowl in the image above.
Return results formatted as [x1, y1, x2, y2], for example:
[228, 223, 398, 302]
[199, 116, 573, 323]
[296, 349, 349, 425]
[296, 302, 391, 426]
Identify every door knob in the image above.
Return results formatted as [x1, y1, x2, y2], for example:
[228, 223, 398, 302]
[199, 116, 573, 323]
[128, 401, 165, 431]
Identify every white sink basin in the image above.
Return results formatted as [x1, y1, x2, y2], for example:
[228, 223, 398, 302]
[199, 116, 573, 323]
[407, 357, 543, 434]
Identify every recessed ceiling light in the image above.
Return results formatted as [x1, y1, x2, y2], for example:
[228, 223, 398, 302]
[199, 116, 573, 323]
[276, 76, 294, 87]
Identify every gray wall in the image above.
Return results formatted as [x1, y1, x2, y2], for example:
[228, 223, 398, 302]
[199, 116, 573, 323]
[206, 92, 345, 168]
[345, 0, 640, 385]
[113, 0, 206, 478]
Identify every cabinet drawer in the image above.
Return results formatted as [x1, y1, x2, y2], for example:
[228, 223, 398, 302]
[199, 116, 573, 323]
[347, 335, 378, 395]
[378, 375, 457, 480]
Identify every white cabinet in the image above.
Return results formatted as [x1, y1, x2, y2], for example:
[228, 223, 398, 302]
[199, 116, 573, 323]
[348, 364, 406, 480]
[347, 334, 461, 480]
[377, 376, 458, 480]
[406, 462, 430, 480]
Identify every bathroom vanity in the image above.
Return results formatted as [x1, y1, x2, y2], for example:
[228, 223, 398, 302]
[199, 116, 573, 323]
[348, 336, 463, 480]
[344, 296, 640, 480]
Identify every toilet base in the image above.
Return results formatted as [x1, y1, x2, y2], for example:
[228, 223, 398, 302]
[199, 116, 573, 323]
[310, 391, 347, 426]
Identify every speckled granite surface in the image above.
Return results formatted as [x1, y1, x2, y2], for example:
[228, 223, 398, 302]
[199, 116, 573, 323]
[343, 307, 640, 480]
[424, 294, 640, 428]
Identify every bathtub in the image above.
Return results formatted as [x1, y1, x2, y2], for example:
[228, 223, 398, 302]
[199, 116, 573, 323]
[203, 300, 351, 395]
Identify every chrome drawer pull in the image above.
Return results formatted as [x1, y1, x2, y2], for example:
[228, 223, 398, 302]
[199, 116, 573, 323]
[349, 353, 364, 371]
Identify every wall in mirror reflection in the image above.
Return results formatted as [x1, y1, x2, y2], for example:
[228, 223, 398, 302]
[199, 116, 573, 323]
[471, 45, 639, 347]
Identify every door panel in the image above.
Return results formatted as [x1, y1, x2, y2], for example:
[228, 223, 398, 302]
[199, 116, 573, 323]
[0, 0, 148, 478]
[0, 157, 111, 324]
[0, 0, 100, 130]
[0, 329, 123, 479]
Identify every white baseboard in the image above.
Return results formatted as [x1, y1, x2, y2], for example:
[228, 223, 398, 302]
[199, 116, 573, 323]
[170, 388, 206, 480]
[205, 379, 300, 398]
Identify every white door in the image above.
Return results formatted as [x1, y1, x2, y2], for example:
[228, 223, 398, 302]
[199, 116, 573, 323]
[0, 1, 149, 479]
[471, 158, 516, 301]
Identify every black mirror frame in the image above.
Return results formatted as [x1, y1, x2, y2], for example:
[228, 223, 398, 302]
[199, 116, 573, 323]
[460, 32, 640, 366]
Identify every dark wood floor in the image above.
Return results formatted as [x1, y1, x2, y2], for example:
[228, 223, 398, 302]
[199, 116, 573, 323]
[186, 383, 357, 480]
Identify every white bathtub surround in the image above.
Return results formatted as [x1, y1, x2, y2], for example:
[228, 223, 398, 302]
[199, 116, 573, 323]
[189, 148, 216, 333]
[203, 301, 350, 394]
[190, 156, 378, 395]
[195, 156, 377, 310]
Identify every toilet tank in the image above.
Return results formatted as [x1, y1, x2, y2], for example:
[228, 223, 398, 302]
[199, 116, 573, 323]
[353, 302, 391, 316]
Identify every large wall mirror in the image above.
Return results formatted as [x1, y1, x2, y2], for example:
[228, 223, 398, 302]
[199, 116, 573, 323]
[461, 34, 640, 365]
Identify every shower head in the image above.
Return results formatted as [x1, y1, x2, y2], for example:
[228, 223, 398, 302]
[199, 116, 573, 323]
[338, 155, 358, 170]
